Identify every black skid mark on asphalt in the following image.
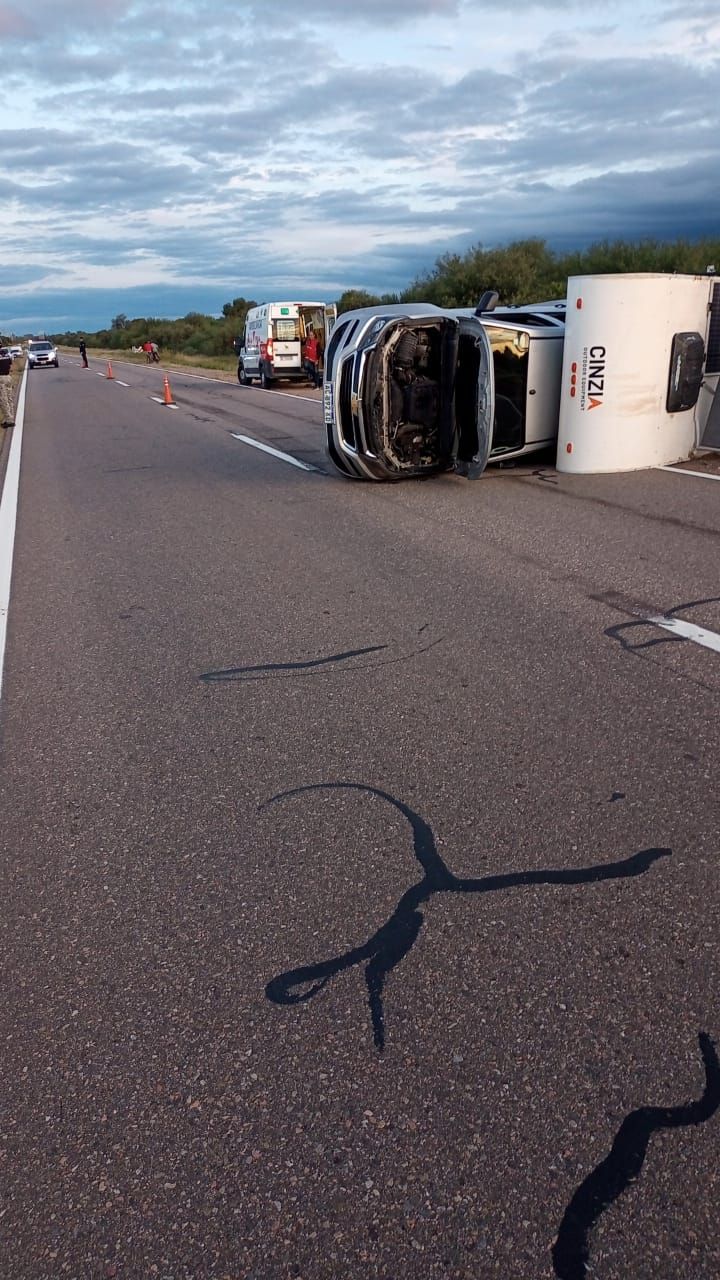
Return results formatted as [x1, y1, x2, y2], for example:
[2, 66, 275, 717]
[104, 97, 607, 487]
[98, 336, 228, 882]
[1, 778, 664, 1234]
[263, 782, 670, 1052]
[104, 465, 155, 474]
[605, 594, 720, 654]
[552, 1032, 720, 1280]
[664, 595, 720, 616]
[605, 619, 686, 652]
[200, 644, 388, 681]
[199, 628, 443, 683]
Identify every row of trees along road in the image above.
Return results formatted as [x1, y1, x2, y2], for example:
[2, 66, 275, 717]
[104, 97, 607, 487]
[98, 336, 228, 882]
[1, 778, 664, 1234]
[52, 237, 720, 355]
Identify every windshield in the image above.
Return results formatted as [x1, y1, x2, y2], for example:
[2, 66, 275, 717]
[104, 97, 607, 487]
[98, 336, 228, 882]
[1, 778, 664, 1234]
[29, 341, 53, 352]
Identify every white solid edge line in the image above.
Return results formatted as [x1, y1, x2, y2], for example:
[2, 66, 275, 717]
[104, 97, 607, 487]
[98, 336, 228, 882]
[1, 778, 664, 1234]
[230, 433, 316, 471]
[646, 614, 720, 654]
[169, 370, 228, 384]
[0, 364, 28, 702]
[254, 387, 320, 404]
[657, 465, 720, 482]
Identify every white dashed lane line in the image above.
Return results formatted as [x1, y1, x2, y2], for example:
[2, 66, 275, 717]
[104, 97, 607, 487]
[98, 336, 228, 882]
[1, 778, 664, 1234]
[646, 614, 720, 654]
[601, 589, 720, 658]
[230, 433, 316, 471]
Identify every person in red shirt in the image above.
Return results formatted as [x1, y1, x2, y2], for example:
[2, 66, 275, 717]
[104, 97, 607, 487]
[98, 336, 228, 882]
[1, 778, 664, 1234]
[304, 327, 319, 387]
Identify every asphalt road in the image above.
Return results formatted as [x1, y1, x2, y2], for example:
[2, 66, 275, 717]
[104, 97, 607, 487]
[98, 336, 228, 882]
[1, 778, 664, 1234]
[1, 355, 719, 1279]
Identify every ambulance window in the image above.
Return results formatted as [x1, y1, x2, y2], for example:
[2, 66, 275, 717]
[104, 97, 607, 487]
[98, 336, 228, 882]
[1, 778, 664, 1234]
[274, 318, 300, 340]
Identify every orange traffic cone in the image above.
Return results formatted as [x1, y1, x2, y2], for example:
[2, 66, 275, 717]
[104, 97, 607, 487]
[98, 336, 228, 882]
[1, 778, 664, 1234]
[106, 361, 114, 379]
[162, 376, 175, 406]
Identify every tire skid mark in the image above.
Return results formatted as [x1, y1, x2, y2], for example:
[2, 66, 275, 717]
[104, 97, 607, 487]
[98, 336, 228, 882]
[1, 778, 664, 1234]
[200, 643, 388, 681]
[552, 1032, 720, 1279]
[199, 628, 444, 683]
[262, 782, 670, 1053]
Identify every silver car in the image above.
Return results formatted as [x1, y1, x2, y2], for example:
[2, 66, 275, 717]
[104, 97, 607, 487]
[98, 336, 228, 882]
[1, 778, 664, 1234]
[323, 299, 565, 480]
[27, 339, 59, 369]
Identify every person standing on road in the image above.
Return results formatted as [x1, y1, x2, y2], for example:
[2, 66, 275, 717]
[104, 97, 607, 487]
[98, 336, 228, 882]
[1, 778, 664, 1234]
[0, 347, 15, 428]
[79, 339, 89, 368]
[304, 327, 319, 388]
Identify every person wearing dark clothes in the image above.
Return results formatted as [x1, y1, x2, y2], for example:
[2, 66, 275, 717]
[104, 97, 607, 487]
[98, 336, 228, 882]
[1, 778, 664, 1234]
[79, 340, 89, 368]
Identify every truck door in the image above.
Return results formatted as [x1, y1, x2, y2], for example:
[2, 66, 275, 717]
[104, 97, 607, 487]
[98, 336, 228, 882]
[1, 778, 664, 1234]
[271, 307, 302, 373]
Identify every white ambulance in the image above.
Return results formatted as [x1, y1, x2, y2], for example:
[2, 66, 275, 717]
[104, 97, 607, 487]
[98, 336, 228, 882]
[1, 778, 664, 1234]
[237, 300, 336, 388]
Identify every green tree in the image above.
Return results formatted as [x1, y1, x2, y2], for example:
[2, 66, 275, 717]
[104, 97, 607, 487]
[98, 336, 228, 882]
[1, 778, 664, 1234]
[337, 288, 382, 314]
[51, 236, 720, 352]
[222, 297, 254, 318]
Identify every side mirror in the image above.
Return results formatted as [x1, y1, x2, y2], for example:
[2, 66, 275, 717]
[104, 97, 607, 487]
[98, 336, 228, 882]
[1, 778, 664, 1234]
[475, 290, 499, 315]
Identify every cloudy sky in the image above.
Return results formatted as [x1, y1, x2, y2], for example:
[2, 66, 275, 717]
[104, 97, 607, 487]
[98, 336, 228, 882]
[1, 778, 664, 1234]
[1, 0, 718, 332]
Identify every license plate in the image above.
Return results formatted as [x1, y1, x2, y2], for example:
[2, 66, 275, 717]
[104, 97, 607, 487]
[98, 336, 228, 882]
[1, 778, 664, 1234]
[323, 382, 334, 424]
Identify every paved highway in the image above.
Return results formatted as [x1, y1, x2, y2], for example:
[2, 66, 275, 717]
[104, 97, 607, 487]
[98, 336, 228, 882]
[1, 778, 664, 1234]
[1, 354, 719, 1278]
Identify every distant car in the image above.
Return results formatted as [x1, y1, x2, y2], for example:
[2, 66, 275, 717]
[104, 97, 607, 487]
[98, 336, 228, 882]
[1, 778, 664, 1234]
[8, 345, 23, 359]
[27, 340, 59, 369]
[322, 300, 566, 480]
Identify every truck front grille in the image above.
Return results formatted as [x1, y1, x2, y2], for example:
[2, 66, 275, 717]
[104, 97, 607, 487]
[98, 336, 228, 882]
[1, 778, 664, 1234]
[338, 357, 357, 449]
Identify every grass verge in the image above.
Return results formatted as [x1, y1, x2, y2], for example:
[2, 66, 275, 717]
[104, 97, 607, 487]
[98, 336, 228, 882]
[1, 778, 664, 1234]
[58, 346, 237, 374]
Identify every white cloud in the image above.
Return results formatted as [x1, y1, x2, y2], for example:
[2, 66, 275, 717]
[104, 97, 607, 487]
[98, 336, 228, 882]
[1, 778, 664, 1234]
[0, 0, 717, 328]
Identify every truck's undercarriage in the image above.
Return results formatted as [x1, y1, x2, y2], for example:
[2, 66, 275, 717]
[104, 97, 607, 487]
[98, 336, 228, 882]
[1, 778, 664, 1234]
[366, 320, 487, 476]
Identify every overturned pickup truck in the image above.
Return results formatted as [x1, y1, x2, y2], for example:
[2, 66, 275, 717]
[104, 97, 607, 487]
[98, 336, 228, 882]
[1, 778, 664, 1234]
[323, 297, 566, 480]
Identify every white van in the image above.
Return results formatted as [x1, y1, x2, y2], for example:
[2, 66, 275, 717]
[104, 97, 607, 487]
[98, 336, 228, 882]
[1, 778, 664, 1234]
[237, 301, 336, 388]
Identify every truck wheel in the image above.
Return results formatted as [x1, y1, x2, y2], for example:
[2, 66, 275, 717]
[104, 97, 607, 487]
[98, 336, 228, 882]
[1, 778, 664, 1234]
[260, 366, 274, 390]
[238, 362, 252, 385]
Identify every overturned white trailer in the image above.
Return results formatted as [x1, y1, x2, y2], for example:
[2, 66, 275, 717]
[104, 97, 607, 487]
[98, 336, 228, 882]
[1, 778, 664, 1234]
[557, 272, 720, 473]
